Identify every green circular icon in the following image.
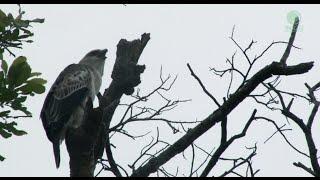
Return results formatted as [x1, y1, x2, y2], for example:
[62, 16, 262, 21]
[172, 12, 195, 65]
[287, 10, 301, 24]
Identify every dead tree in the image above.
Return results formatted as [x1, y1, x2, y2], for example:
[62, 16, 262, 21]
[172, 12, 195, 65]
[63, 17, 316, 177]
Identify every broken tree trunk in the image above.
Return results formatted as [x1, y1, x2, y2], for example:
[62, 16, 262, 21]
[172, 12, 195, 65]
[65, 33, 150, 177]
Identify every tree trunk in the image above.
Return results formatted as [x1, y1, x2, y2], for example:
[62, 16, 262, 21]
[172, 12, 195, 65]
[65, 33, 150, 177]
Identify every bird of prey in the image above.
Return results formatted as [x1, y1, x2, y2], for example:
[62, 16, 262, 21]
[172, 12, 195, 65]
[40, 49, 108, 168]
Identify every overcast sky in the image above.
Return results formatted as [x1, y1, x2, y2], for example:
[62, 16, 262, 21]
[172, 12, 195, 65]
[0, 4, 319, 177]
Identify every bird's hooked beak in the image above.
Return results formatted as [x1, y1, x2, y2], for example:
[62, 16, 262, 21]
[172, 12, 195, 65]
[100, 49, 108, 59]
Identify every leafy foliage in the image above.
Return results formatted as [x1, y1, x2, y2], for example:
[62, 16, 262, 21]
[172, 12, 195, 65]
[0, 6, 44, 57]
[0, 5, 45, 161]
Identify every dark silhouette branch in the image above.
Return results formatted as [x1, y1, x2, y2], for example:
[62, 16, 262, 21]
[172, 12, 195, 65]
[65, 98, 103, 177]
[187, 63, 221, 107]
[131, 17, 314, 177]
[98, 33, 150, 177]
[200, 109, 257, 177]
[293, 162, 317, 176]
[254, 116, 309, 158]
[131, 61, 313, 177]
[102, 99, 122, 177]
[266, 81, 320, 176]
[280, 17, 299, 65]
[219, 145, 258, 177]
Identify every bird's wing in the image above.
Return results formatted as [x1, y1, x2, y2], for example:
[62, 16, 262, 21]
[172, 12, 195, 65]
[40, 64, 92, 142]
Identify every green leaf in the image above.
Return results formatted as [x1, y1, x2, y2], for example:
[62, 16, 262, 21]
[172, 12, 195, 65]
[18, 34, 32, 39]
[18, 81, 45, 94]
[7, 56, 31, 88]
[17, 106, 31, 116]
[0, 22, 5, 32]
[1, 59, 8, 75]
[0, 154, 5, 161]
[0, 128, 12, 139]
[0, 110, 10, 118]
[15, 96, 27, 103]
[31, 84, 45, 94]
[0, 10, 10, 31]
[2, 122, 27, 137]
[30, 18, 45, 23]
[0, 71, 5, 87]
[20, 28, 32, 35]
[11, 96, 27, 111]
[8, 126, 27, 136]
[0, 10, 7, 31]
[0, 9, 6, 20]
[10, 96, 29, 115]
[19, 78, 47, 94]
[10, 56, 27, 66]
[0, 89, 17, 102]
[28, 78, 47, 85]
[7, 13, 13, 21]
[30, 72, 41, 77]
[0, 49, 3, 59]
[11, 28, 20, 40]
[10, 129, 27, 136]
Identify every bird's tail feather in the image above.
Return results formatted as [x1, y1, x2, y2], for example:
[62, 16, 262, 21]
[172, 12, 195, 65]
[53, 141, 60, 168]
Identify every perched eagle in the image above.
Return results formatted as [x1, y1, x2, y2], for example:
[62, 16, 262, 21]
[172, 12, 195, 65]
[40, 49, 107, 168]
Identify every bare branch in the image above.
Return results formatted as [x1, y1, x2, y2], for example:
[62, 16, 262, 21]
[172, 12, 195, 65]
[219, 146, 258, 177]
[200, 109, 257, 177]
[280, 17, 299, 64]
[187, 63, 221, 107]
[131, 59, 313, 177]
[293, 162, 317, 176]
[255, 116, 309, 158]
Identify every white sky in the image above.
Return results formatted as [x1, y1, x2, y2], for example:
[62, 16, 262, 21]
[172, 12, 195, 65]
[0, 4, 319, 177]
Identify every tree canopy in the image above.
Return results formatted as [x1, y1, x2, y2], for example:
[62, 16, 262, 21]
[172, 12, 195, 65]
[0, 5, 45, 161]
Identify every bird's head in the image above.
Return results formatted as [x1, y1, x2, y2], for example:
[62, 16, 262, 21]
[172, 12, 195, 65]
[79, 48, 108, 75]
[83, 49, 108, 60]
